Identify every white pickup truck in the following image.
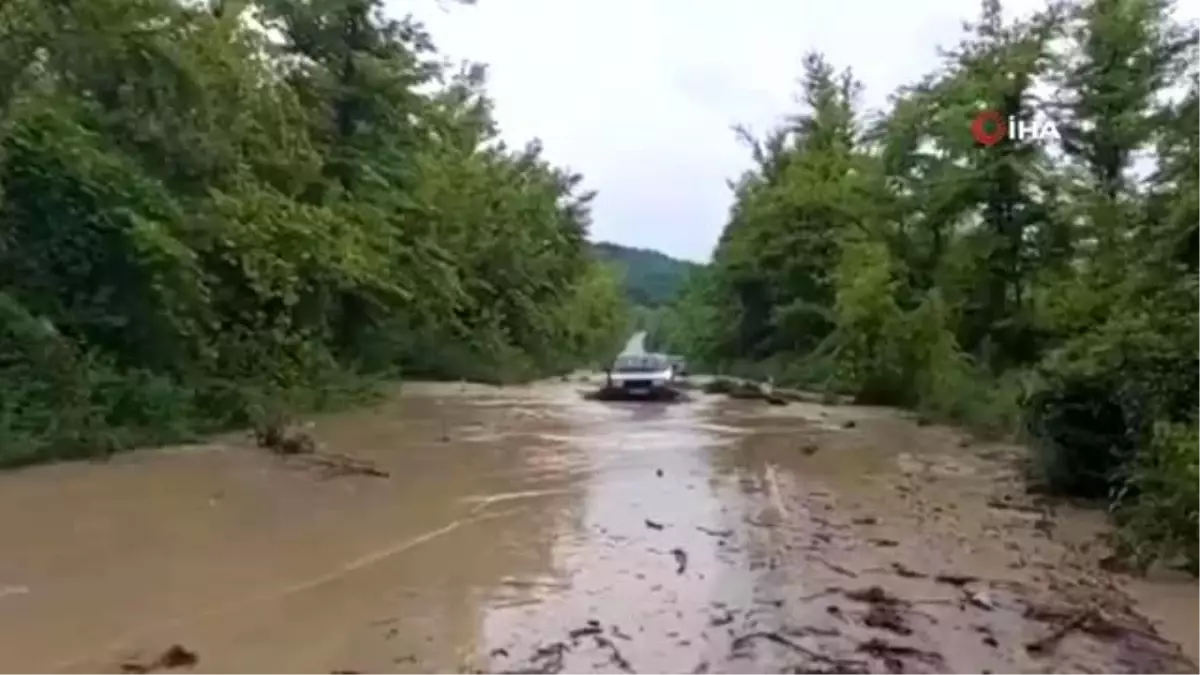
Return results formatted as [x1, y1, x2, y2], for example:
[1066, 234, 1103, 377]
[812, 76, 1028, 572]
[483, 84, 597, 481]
[605, 352, 678, 397]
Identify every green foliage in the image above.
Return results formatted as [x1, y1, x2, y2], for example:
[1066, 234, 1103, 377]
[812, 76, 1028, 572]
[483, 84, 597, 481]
[1112, 421, 1199, 575]
[828, 236, 907, 404]
[665, 0, 1198, 572]
[0, 0, 627, 465]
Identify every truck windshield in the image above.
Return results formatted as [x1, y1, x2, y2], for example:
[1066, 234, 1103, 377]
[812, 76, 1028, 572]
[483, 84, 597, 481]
[613, 355, 668, 373]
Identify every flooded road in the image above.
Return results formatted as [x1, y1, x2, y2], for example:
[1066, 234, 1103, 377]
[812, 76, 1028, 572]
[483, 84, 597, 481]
[0, 379, 1195, 673]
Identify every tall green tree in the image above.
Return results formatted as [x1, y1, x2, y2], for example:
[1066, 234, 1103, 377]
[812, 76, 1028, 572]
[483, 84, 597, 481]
[670, 0, 1197, 571]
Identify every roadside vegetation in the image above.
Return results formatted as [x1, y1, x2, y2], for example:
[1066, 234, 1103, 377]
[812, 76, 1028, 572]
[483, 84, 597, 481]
[659, 0, 1198, 573]
[0, 0, 628, 467]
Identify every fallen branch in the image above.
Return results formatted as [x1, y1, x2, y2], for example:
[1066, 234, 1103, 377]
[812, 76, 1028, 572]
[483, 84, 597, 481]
[808, 555, 858, 578]
[731, 631, 840, 664]
[859, 634, 940, 662]
[594, 635, 634, 673]
[1025, 608, 1096, 655]
[299, 452, 389, 479]
[797, 586, 845, 602]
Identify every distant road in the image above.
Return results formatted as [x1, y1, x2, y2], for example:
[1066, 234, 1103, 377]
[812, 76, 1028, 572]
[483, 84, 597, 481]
[622, 331, 648, 355]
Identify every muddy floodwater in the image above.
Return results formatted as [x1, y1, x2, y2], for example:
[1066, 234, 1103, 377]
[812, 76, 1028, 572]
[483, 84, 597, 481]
[0, 379, 1195, 673]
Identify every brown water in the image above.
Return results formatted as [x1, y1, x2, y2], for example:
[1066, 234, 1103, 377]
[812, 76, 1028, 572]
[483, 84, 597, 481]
[0, 379, 1195, 674]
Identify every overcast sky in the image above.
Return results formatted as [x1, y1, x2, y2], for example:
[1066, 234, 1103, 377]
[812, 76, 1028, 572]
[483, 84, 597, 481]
[399, 0, 1195, 263]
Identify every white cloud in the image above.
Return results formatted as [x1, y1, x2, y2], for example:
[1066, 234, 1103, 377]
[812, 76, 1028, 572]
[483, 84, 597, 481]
[397, 0, 1198, 262]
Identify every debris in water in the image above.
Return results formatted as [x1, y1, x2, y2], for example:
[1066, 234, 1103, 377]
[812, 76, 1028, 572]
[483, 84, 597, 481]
[869, 538, 899, 548]
[796, 585, 844, 603]
[1024, 606, 1124, 656]
[851, 516, 878, 525]
[594, 635, 634, 673]
[120, 645, 198, 673]
[889, 562, 926, 578]
[1022, 602, 1077, 622]
[809, 555, 858, 578]
[845, 586, 902, 605]
[490, 649, 509, 659]
[863, 603, 912, 636]
[530, 643, 569, 672]
[933, 573, 979, 587]
[788, 662, 869, 674]
[656, 468, 664, 477]
[986, 498, 1044, 514]
[696, 526, 734, 537]
[856, 637, 944, 673]
[710, 610, 735, 627]
[568, 624, 603, 641]
[255, 416, 315, 455]
[610, 625, 633, 641]
[644, 519, 665, 530]
[158, 645, 197, 669]
[966, 590, 995, 610]
[301, 452, 389, 479]
[842, 420, 857, 429]
[800, 443, 820, 456]
[724, 629, 840, 658]
[670, 547, 688, 574]
[1098, 554, 1132, 573]
[786, 625, 841, 638]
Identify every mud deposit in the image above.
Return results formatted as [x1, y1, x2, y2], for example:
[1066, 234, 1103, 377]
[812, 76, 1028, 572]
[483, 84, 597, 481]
[0, 380, 1195, 673]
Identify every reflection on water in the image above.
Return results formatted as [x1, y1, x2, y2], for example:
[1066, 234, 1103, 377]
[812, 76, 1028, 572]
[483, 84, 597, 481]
[482, 395, 754, 673]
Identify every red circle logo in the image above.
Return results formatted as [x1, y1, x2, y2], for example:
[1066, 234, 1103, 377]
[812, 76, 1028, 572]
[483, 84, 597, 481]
[971, 110, 1007, 146]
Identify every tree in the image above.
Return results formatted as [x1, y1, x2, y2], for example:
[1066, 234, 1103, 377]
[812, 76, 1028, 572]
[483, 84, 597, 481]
[669, 0, 1197, 571]
[0, 0, 629, 463]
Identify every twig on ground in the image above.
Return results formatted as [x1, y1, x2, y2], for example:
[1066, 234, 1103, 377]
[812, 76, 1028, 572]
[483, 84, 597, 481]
[731, 631, 840, 665]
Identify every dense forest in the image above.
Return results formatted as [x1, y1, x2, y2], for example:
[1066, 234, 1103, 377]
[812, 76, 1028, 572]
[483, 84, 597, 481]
[0, 0, 629, 465]
[659, 0, 1198, 572]
[590, 242, 699, 308]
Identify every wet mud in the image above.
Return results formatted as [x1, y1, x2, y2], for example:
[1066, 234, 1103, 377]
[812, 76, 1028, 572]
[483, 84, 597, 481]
[0, 378, 1194, 673]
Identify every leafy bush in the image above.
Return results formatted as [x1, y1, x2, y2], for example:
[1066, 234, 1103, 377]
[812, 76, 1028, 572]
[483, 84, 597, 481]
[1111, 422, 1199, 575]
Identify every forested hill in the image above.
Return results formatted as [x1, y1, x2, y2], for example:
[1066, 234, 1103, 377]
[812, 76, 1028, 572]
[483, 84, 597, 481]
[657, 1, 1197, 573]
[590, 242, 700, 308]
